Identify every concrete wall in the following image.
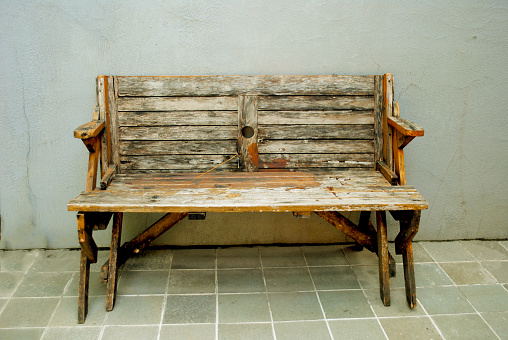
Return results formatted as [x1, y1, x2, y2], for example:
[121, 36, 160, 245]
[1, 0, 507, 249]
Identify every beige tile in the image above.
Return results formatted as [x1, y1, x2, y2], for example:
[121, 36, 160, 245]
[433, 314, 498, 340]
[481, 312, 508, 339]
[482, 261, 508, 283]
[460, 240, 508, 261]
[380, 316, 441, 340]
[42, 326, 102, 340]
[420, 241, 475, 262]
[440, 262, 497, 285]
[459, 284, 508, 313]
[101, 325, 159, 340]
[0, 328, 45, 340]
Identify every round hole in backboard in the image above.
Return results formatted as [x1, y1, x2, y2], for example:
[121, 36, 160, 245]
[242, 126, 255, 138]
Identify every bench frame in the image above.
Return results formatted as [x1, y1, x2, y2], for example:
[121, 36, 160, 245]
[69, 74, 426, 323]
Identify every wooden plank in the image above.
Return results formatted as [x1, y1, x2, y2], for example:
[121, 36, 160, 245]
[117, 75, 375, 97]
[77, 213, 97, 263]
[119, 126, 237, 141]
[85, 137, 100, 192]
[238, 95, 259, 171]
[258, 95, 374, 111]
[258, 140, 374, 154]
[393, 131, 406, 185]
[74, 120, 105, 139]
[120, 155, 239, 171]
[258, 124, 374, 140]
[106, 212, 122, 311]
[382, 74, 394, 168]
[117, 96, 238, 111]
[119, 140, 236, 156]
[395, 210, 421, 254]
[377, 211, 390, 306]
[377, 160, 398, 185]
[388, 116, 424, 137]
[97, 76, 111, 171]
[402, 241, 417, 308]
[257, 154, 374, 170]
[374, 75, 383, 166]
[77, 251, 90, 324]
[100, 165, 117, 190]
[118, 111, 237, 126]
[259, 110, 374, 125]
[109, 76, 120, 170]
[101, 213, 187, 282]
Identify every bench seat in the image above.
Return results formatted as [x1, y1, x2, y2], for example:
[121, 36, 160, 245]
[68, 171, 427, 213]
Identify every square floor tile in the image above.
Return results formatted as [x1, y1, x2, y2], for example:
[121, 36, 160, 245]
[380, 316, 441, 340]
[268, 292, 323, 321]
[217, 247, 260, 269]
[13, 272, 73, 297]
[417, 286, 475, 315]
[440, 262, 497, 285]
[390, 242, 435, 263]
[414, 263, 454, 287]
[328, 319, 385, 340]
[260, 247, 306, 267]
[219, 323, 273, 340]
[29, 250, 80, 272]
[167, 270, 215, 294]
[459, 284, 508, 312]
[264, 267, 314, 292]
[351, 265, 405, 289]
[0, 272, 24, 297]
[42, 326, 102, 340]
[217, 269, 265, 293]
[0, 250, 39, 272]
[0, 328, 45, 340]
[122, 249, 172, 271]
[274, 321, 331, 340]
[364, 288, 425, 317]
[420, 241, 475, 262]
[481, 312, 508, 339]
[117, 270, 168, 295]
[302, 245, 348, 266]
[460, 240, 508, 261]
[482, 261, 508, 283]
[163, 294, 216, 324]
[432, 314, 498, 340]
[319, 290, 374, 318]
[65, 271, 107, 297]
[101, 325, 159, 340]
[343, 246, 378, 266]
[310, 266, 361, 290]
[0, 297, 59, 328]
[49, 296, 107, 326]
[218, 293, 271, 323]
[171, 249, 215, 269]
[105, 295, 164, 325]
[160, 324, 216, 339]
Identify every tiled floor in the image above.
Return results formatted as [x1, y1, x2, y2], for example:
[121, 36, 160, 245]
[0, 240, 507, 339]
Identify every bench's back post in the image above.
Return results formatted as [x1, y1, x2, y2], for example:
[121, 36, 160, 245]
[238, 95, 259, 172]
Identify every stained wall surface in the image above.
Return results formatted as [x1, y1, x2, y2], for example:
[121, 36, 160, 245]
[1, 1, 507, 249]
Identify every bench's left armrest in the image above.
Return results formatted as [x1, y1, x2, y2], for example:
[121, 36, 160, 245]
[387, 116, 424, 137]
[74, 120, 105, 139]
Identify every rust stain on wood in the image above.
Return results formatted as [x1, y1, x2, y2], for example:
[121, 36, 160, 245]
[248, 143, 259, 167]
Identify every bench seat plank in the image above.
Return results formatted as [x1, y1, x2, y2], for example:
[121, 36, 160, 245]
[68, 171, 427, 213]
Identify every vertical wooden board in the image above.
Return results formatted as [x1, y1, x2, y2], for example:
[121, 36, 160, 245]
[106, 212, 123, 311]
[238, 95, 259, 172]
[374, 76, 383, 168]
[97, 77, 109, 176]
[377, 210, 390, 306]
[382, 74, 394, 169]
[109, 76, 120, 172]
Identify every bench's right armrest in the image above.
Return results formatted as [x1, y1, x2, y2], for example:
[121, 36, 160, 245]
[74, 120, 105, 139]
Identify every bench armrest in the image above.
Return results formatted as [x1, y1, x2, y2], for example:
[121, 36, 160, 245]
[387, 116, 424, 137]
[74, 120, 105, 139]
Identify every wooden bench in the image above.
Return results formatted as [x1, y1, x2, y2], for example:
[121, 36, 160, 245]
[68, 74, 427, 323]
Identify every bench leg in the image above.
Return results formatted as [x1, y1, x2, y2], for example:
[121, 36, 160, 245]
[402, 241, 417, 308]
[376, 211, 390, 306]
[106, 212, 123, 311]
[78, 250, 90, 324]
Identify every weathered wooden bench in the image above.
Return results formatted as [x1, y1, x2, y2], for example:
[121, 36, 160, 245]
[68, 74, 427, 323]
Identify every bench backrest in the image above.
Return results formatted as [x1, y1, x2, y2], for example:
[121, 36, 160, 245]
[96, 75, 390, 174]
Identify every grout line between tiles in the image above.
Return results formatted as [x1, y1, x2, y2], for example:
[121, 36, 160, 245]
[215, 249, 219, 340]
[156, 250, 173, 340]
[420, 242, 503, 340]
[415, 296, 446, 340]
[258, 247, 277, 340]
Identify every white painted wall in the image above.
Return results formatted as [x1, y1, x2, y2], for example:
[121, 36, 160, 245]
[1, 1, 507, 249]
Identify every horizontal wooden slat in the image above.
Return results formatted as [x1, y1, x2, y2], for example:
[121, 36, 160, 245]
[119, 140, 236, 155]
[117, 96, 238, 111]
[259, 111, 374, 125]
[120, 155, 238, 171]
[258, 96, 374, 111]
[257, 154, 374, 169]
[119, 126, 237, 141]
[119, 111, 237, 126]
[117, 75, 375, 97]
[258, 125, 374, 140]
[258, 140, 374, 154]
[68, 172, 428, 213]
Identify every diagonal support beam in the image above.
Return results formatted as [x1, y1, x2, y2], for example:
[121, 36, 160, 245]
[395, 210, 421, 254]
[100, 212, 187, 282]
[316, 211, 396, 276]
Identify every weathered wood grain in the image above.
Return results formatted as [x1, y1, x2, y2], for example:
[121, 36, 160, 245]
[109, 76, 120, 170]
[119, 140, 236, 156]
[377, 160, 398, 185]
[74, 120, 105, 139]
[117, 75, 375, 97]
[118, 111, 237, 126]
[120, 155, 239, 171]
[395, 210, 421, 254]
[117, 96, 238, 111]
[106, 212, 122, 311]
[77, 251, 90, 324]
[100, 166, 117, 190]
[402, 241, 417, 308]
[377, 211, 391, 306]
[238, 95, 259, 171]
[258, 140, 374, 154]
[77, 213, 97, 263]
[387, 116, 424, 137]
[258, 96, 374, 111]
[374, 76, 383, 167]
[382, 74, 394, 168]
[119, 126, 237, 141]
[259, 110, 374, 125]
[257, 153, 374, 169]
[258, 125, 374, 140]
